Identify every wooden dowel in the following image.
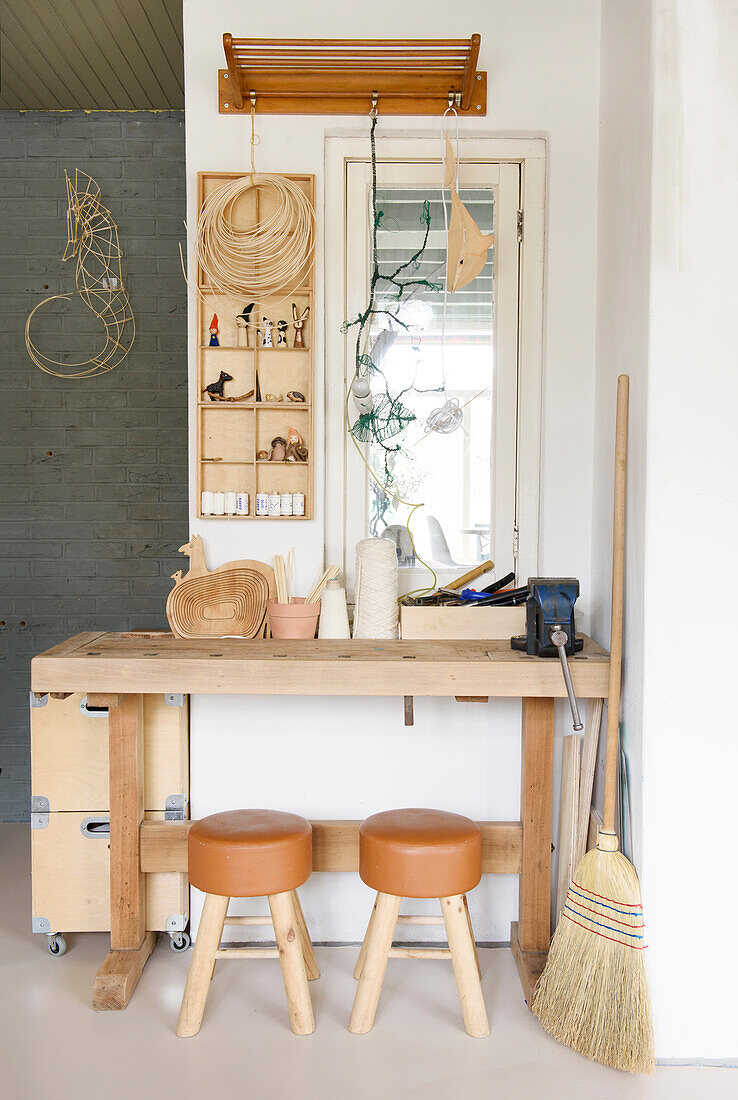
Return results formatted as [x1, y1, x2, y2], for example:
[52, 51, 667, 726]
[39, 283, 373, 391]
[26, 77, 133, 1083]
[388, 947, 452, 959]
[223, 915, 273, 926]
[603, 375, 628, 834]
[396, 914, 444, 925]
[213, 947, 280, 959]
[445, 560, 494, 591]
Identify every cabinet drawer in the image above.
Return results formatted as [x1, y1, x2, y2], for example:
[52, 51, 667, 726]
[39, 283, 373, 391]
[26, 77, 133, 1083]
[31, 693, 188, 811]
[31, 811, 188, 935]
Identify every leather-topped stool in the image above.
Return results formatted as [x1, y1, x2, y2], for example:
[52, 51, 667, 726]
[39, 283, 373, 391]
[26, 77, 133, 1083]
[349, 808, 489, 1038]
[177, 809, 319, 1037]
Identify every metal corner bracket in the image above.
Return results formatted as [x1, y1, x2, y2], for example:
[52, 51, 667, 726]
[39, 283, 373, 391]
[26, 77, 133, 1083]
[165, 794, 188, 821]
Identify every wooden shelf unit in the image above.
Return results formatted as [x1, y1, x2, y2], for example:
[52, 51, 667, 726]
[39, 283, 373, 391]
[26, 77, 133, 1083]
[219, 35, 487, 116]
[196, 171, 315, 520]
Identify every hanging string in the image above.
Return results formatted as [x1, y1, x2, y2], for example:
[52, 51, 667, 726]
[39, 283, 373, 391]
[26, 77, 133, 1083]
[249, 100, 261, 175]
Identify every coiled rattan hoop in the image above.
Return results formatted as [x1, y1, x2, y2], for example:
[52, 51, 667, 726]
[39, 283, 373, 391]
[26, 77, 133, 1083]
[195, 174, 315, 296]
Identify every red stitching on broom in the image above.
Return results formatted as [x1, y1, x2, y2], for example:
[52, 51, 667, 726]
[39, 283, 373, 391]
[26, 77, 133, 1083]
[571, 879, 643, 909]
[563, 911, 648, 949]
[568, 898, 645, 930]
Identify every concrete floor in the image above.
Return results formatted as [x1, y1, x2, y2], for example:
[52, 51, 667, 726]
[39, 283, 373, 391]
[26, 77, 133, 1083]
[1, 823, 733, 1100]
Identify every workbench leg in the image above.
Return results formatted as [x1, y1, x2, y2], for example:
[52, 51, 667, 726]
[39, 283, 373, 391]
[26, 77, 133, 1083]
[512, 697, 554, 1005]
[93, 694, 151, 1010]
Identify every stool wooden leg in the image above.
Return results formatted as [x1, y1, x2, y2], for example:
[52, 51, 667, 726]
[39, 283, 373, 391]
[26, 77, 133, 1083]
[463, 894, 483, 981]
[290, 890, 320, 981]
[269, 891, 315, 1035]
[176, 893, 229, 1037]
[441, 894, 490, 1038]
[353, 893, 379, 980]
[349, 892, 401, 1034]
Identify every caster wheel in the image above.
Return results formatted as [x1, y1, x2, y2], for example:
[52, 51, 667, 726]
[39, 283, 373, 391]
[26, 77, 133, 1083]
[169, 931, 191, 952]
[47, 934, 67, 956]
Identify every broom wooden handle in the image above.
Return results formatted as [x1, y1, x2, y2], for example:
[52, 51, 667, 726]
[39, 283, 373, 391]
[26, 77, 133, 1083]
[603, 375, 629, 834]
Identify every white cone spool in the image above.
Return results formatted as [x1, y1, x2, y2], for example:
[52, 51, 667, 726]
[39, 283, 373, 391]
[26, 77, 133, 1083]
[353, 538, 399, 639]
[318, 579, 351, 639]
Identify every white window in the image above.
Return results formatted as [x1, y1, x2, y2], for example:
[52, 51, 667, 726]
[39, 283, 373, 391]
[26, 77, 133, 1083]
[325, 134, 544, 597]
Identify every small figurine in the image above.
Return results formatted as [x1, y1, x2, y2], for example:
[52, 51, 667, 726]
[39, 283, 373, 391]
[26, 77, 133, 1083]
[292, 303, 309, 349]
[208, 313, 220, 347]
[235, 302, 254, 348]
[259, 318, 274, 348]
[256, 449, 269, 460]
[269, 436, 287, 462]
[286, 390, 305, 403]
[264, 392, 283, 402]
[202, 370, 233, 400]
[277, 320, 288, 348]
[285, 426, 308, 463]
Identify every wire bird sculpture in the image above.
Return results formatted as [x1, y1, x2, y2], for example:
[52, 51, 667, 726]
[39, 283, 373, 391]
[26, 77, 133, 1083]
[25, 170, 135, 379]
[342, 114, 444, 484]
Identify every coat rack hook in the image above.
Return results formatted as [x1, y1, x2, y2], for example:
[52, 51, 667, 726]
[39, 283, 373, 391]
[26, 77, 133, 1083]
[250, 89, 256, 109]
[371, 91, 378, 118]
[448, 91, 455, 108]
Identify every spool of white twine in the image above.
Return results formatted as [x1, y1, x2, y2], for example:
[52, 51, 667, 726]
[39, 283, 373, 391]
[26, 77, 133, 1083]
[353, 538, 399, 639]
[318, 580, 351, 639]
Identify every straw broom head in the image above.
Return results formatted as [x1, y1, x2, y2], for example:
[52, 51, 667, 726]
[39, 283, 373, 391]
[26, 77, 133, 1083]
[532, 830, 654, 1073]
[533, 377, 654, 1073]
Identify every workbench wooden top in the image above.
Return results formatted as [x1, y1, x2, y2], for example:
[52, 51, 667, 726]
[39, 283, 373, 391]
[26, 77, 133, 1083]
[32, 631, 609, 698]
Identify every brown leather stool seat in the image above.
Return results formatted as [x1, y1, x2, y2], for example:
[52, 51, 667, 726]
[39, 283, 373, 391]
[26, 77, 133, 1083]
[359, 808, 482, 899]
[188, 809, 312, 898]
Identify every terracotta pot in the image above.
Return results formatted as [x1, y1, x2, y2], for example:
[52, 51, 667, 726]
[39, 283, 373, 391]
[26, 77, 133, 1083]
[267, 597, 320, 640]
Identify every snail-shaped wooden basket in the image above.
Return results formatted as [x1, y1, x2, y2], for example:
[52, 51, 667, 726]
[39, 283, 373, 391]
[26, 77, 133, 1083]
[167, 535, 275, 639]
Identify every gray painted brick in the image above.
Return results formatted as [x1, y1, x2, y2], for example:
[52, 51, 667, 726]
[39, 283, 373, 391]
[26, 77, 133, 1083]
[1, 109, 187, 821]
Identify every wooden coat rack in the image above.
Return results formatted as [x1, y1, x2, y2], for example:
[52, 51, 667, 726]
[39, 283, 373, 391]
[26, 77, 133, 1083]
[220, 34, 486, 115]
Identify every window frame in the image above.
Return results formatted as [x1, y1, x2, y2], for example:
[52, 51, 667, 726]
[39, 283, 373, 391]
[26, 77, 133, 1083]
[324, 132, 546, 595]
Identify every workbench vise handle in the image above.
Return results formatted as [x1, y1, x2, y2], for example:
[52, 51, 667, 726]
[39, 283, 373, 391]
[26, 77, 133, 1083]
[550, 626, 584, 731]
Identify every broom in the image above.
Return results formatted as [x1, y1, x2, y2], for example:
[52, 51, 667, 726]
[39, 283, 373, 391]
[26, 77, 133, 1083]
[532, 374, 655, 1073]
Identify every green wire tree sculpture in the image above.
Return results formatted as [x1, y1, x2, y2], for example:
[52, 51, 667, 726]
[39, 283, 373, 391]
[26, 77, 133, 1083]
[342, 115, 443, 484]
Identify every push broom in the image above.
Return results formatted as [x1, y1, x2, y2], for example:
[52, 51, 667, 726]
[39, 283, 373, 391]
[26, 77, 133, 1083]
[532, 375, 655, 1073]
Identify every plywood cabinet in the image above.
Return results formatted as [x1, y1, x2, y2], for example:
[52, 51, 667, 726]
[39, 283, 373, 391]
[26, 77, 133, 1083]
[30, 694, 189, 938]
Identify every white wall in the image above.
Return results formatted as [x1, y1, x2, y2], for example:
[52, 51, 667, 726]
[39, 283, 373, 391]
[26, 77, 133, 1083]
[183, 1, 601, 944]
[640, 0, 738, 1060]
[594, 0, 738, 1060]
[592, 0, 653, 866]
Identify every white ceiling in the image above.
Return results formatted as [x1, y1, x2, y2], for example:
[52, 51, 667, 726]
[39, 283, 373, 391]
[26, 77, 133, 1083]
[0, 0, 184, 109]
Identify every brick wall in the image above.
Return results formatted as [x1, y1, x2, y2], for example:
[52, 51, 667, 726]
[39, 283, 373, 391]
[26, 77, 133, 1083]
[0, 111, 188, 821]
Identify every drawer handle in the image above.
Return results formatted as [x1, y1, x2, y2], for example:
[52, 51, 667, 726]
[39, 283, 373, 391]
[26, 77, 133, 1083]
[79, 696, 108, 717]
[80, 816, 110, 838]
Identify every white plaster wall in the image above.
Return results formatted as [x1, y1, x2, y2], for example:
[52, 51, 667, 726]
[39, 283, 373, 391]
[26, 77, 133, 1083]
[592, 0, 652, 868]
[182, 0, 601, 943]
[594, 0, 738, 1060]
[640, 0, 738, 1059]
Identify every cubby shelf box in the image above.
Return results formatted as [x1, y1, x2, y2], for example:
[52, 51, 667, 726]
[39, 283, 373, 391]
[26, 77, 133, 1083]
[196, 171, 315, 520]
[219, 35, 486, 116]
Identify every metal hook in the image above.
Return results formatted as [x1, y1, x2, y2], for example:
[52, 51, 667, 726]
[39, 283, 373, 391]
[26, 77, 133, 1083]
[455, 91, 462, 109]
[250, 89, 256, 109]
[448, 91, 455, 109]
[370, 91, 378, 118]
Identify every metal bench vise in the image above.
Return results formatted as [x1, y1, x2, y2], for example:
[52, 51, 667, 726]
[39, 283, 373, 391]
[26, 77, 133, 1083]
[511, 578, 584, 730]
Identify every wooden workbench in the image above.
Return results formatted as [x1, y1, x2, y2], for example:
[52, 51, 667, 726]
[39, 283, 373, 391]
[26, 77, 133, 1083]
[31, 631, 609, 1011]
